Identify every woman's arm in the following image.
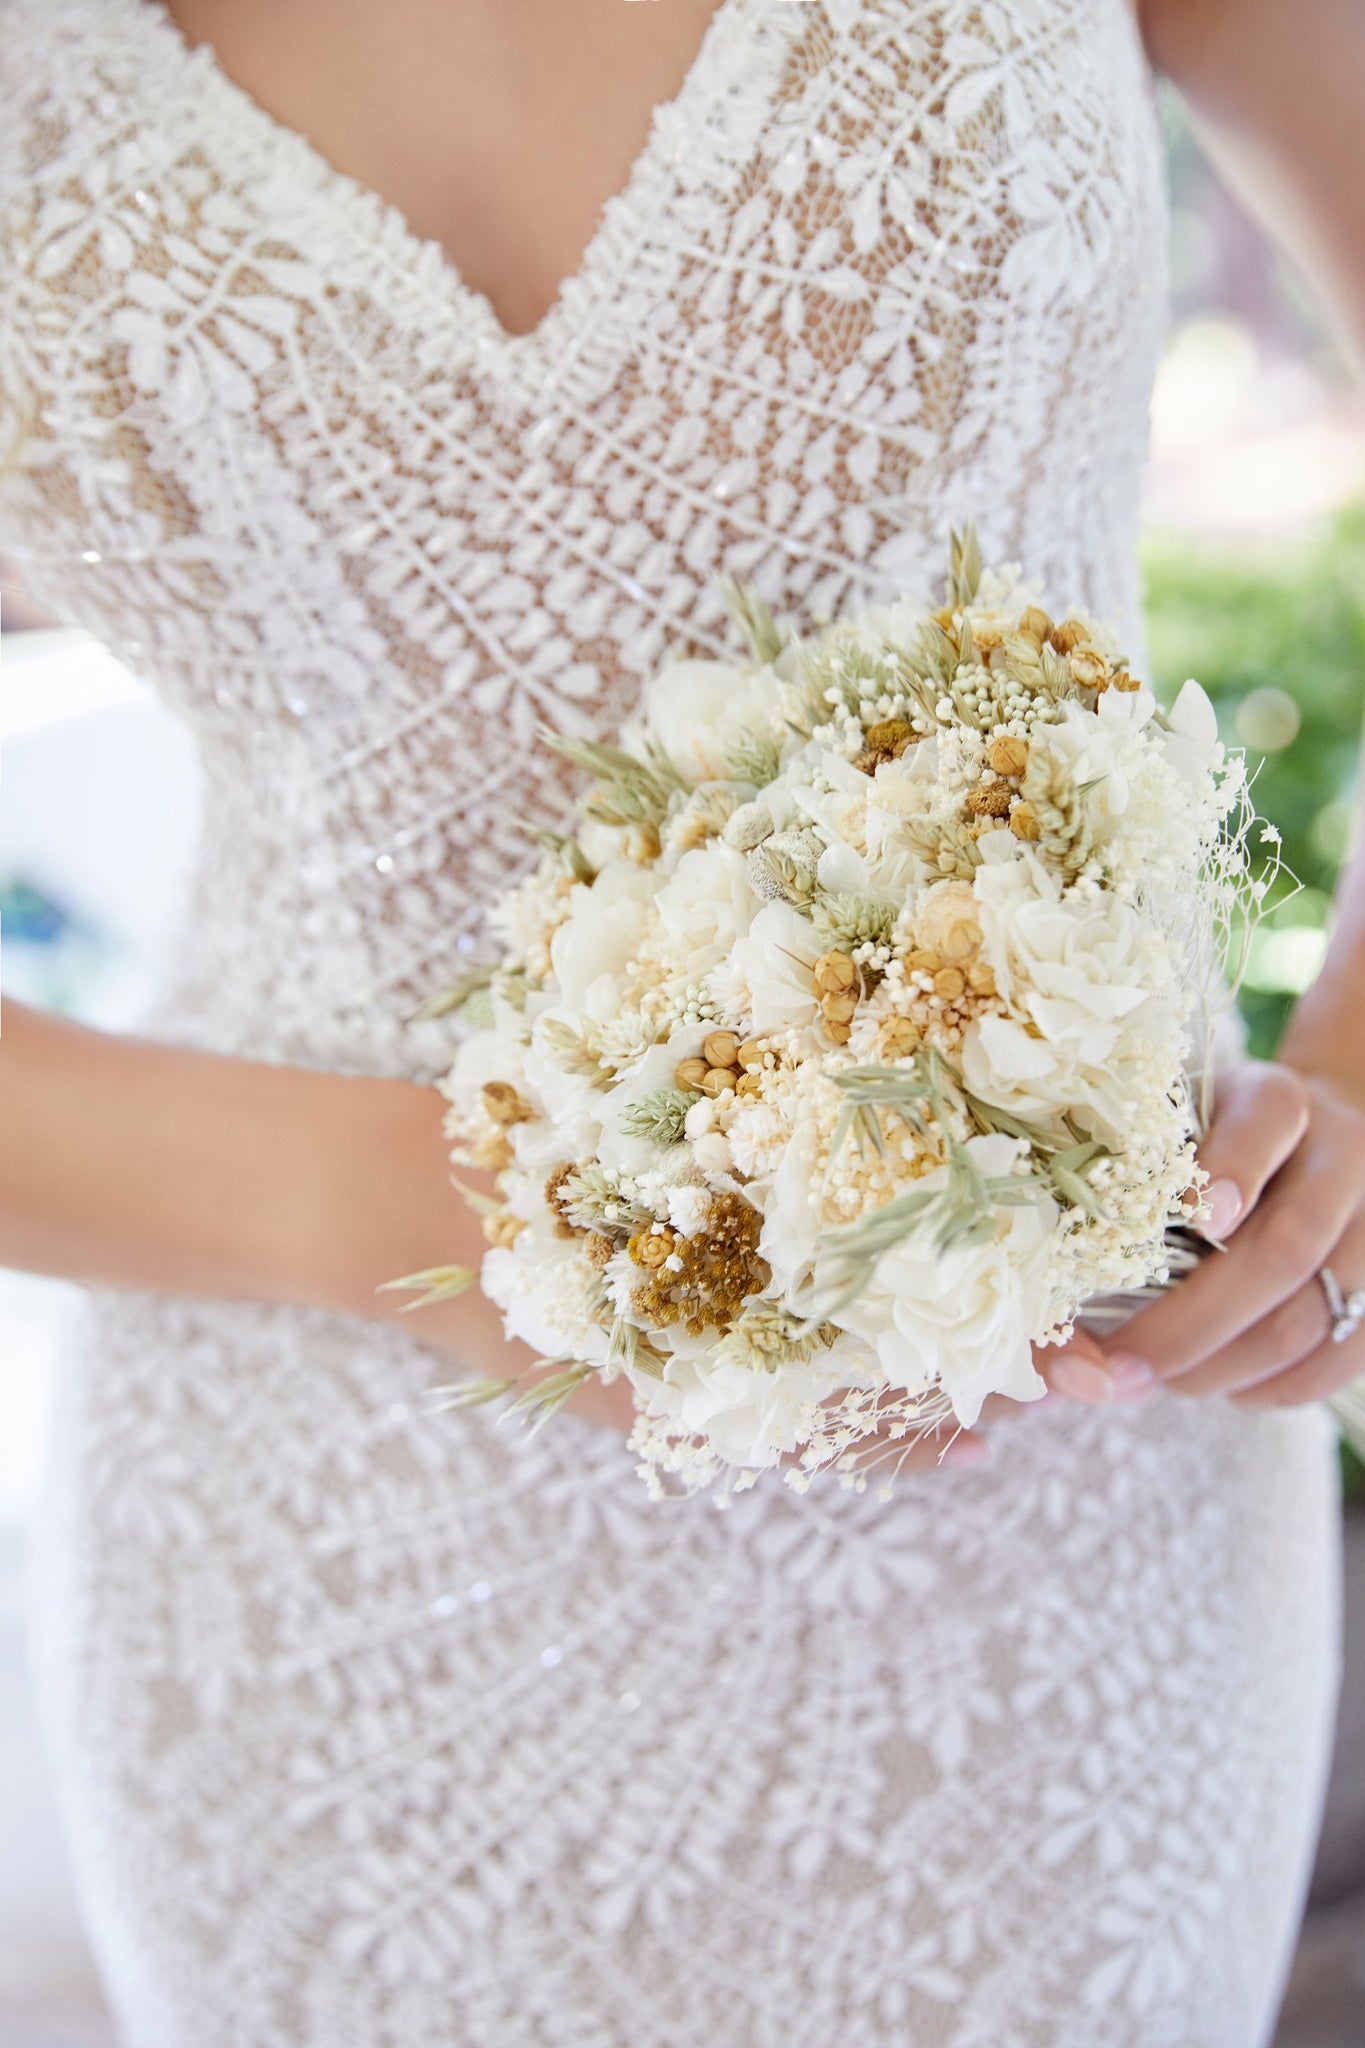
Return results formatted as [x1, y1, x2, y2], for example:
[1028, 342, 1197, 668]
[0, 996, 1037, 1454]
[0, 994, 512, 1349]
[1138, 0, 1365, 372]
[1089, 0, 1365, 1405]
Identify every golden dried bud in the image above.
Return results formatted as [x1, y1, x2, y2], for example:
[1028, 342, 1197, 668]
[735, 1070, 764, 1098]
[674, 1056, 710, 1091]
[966, 959, 997, 994]
[1019, 606, 1052, 644]
[812, 950, 857, 995]
[630, 1228, 676, 1270]
[821, 989, 859, 1024]
[965, 782, 1013, 818]
[472, 1131, 514, 1174]
[938, 919, 981, 963]
[905, 948, 941, 974]
[1112, 669, 1141, 692]
[1010, 801, 1041, 841]
[736, 1037, 766, 1071]
[986, 735, 1029, 778]
[482, 1210, 524, 1249]
[584, 1232, 617, 1271]
[932, 966, 967, 1001]
[481, 1080, 532, 1126]
[702, 1029, 740, 1071]
[824, 1017, 852, 1045]
[1049, 619, 1086, 654]
[702, 1066, 736, 1097]
[882, 1016, 921, 1057]
[1068, 647, 1108, 688]
[864, 719, 916, 758]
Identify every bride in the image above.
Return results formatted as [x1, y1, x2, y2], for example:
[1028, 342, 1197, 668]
[1, 1, 1362, 2041]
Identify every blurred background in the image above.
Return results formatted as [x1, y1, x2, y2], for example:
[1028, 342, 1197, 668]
[3, 85, 1365, 2048]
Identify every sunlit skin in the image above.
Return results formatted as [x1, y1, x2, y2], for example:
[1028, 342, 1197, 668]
[1, 0, 1363, 1469]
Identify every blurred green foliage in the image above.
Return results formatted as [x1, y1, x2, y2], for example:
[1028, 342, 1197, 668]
[1143, 503, 1365, 1498]
[1144, 502, 1365, 1056]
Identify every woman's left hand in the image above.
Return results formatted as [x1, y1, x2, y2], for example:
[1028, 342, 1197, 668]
[1092, 1058, 1365, 1407]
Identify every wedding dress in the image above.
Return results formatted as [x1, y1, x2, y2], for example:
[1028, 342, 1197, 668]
[0, 1, 1344, 2042]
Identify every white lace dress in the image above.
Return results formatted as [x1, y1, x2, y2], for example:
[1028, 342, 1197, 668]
[0, 2, 1344, 2042]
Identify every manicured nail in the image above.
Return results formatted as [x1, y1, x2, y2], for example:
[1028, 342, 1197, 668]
[940, 1435, 992, 1468]
[1201, 1179, 1243, 1240]
[1105, 1353, 1156, 1399]
[1048, 1353, 1116, 1403]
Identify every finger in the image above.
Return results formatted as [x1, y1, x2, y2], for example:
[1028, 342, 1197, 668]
[1229, 1314, 1365, 1408]
[1100, 1131, 1362, 1381]
[1163, 1265, 1332, 1399]
[1187, 1062, 1311, 1242]
[1034, 1329, 1156, 1404]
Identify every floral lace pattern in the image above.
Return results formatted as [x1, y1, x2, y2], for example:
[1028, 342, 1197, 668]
[0, 0, 1344, 2041]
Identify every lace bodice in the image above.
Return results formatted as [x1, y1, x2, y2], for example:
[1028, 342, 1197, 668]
[0, 0, 1166, 1081]
[3, 8, 1344, 2047]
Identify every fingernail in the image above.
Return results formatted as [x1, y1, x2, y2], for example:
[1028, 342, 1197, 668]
[1048, 1353, 1117, 1403]
[1105, 1353, 1156, 1400]
[940, 1435, 992, 1468]
[1200, 1178, 1243, 1240]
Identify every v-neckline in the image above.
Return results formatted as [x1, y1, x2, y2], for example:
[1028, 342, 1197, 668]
[128, 0, 748, 366]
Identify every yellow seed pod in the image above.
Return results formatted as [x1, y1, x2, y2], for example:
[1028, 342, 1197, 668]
[630, 1229, 676, 1270]
[821, 989, 859, 1024]
[882, 1016, 921, 1057]
[905, 948, 941, 974]
[674, 1056, 710, 1091]
[965, 782, 1013, 818]
[1019, 605, 1052, 644]
[1112, 669, 1142, 692]
[483, 1210, 524, 1249]
[1010, 801, 1041, 841]
[473, 1131, 514, 1174]
[1068, 647, 1108, 689]
[825, 1017, 853, 1045]
[736, 1038, 766, 1071]
[986, 735, 1029, 778]
[864, 718, 916, 758]
[735, 1071, 764, 1098]
[481, 1080, 532, 1126]
[933, 966, 967, 1001]
[702, 1066, 735, 1097]
[702, 1029, 740, 1071]
[938, 919, 981, 963]
[966, 960, 997, 994]
[812, 951, 857, 995]
[1050, 619, 1086, 654]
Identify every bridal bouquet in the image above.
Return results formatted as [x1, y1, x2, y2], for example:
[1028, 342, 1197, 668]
[415, 530, 1271, 1494]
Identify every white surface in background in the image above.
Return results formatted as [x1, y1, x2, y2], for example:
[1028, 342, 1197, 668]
[2, 630, 202, 2043]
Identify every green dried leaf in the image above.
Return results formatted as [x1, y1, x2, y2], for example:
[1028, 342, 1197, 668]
[427, 1374, 520, 1411]
[717, 574, 787, 666]
[811, 890, 895, 949]
[377, 1264, 480, 1311]
[621, 1087, 700, 1147]
[405, 962, 495, 1024]
[540, 727, 683, 829]
[529, 827, 596, 883]
[948, 521, 983, 609]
